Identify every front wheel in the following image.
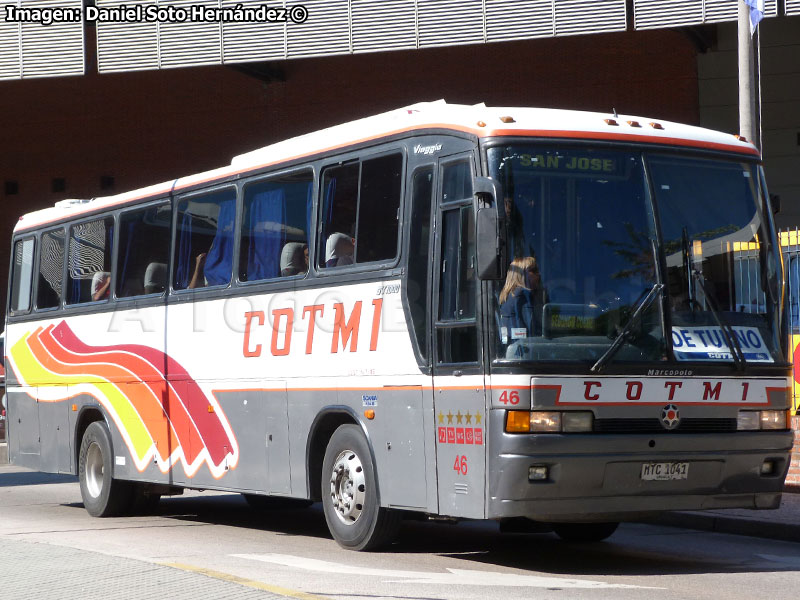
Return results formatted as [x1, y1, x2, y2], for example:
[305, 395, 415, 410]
[321, 425, 400, 551]
[78, 421, 131, 517]
[551, 522, 619, 542]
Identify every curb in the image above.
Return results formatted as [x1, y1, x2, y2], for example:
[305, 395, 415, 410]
[645, 510, 800, 543]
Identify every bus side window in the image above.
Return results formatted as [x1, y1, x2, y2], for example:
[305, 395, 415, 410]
[67, 218, 114, 305]
[318, 152, 403, 269]
[36, 228, 65, 309]
[117, 203, 172, 297]
[239, 170, 313, 282]
[10, 238, 35, 313]
[173, 188, 237, 291]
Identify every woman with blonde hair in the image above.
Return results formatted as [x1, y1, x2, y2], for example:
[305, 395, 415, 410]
[499, 256, 545, 340]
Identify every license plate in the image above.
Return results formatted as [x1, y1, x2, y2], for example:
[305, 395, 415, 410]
[641, 462, 689, 481]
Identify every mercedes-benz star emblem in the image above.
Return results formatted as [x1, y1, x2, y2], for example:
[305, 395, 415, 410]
[661, 404, 680, 430]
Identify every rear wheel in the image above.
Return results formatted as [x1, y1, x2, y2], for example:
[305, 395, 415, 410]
[321, 425, 400, 551]
[78, 421, 131, 517]
[551, 522, 619, 542]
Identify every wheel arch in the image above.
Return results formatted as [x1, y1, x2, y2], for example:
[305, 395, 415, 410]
[74, 404, 111, 476]
[305, 406, 376, 503]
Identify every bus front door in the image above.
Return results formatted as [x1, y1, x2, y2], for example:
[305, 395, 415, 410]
[432, 154, 487, 520]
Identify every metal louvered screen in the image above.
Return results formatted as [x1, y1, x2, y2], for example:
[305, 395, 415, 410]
[636, 0, 779, 29]
[286, 0, 350, 58]
[486, 0, 554, 42]
[351, 0, 416, 54]
[555, 0, 626, 36]
[0, 19, 21, 80]
[635, 0, 704, 29]
[159, 0, 222, 68]
[95, 0, 159, 73]
[703, 0, 777, 22]
[222, 0, 286, 63]
[786, 0, 800, 15]
[0, 0, 84, 79]
[417, 0, 485, 48]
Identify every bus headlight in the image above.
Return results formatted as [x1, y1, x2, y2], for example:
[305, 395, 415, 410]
[562, 411, 594, 432]
[505, 411, 593, 433]
[530, 412, 561, 432]
[737, 410, 789, 430]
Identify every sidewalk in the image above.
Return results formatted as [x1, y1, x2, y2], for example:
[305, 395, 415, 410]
[646, 489, 800, 543]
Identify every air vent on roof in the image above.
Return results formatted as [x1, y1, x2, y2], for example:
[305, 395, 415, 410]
[54, 198, 93, 209]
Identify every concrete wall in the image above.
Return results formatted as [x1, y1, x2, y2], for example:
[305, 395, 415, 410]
[698, 17, 800, 227]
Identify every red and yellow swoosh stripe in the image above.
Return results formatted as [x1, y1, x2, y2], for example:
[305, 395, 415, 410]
[9, 322, 238, 478]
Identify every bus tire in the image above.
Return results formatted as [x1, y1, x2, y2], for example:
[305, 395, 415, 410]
[551, 522, 619, 542]
[321, 424, 400, 551]
[78, 421, 131, 517]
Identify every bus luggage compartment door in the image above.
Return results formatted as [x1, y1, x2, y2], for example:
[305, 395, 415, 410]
[7, 386, 40, 469]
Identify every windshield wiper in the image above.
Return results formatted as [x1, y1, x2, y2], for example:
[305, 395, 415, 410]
[690, 269, 746, 371]
[591, 283, 664, 373]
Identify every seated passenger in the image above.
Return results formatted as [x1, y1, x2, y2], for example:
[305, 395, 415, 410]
[325, 233, 354, 268]
[144, 262, 167, 294]
[91, 271, 111, 301]
[280, 243, 308, 277]
[498, 257, 546, 341]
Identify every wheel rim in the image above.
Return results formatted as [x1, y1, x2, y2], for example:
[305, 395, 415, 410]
[85, 441, 104, 499]
[329, 449, 366, 525]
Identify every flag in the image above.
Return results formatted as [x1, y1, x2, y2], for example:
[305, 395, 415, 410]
[744, 0, 765, 34]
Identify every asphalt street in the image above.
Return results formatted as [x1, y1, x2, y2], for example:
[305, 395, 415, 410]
[2, 464, 800, 600]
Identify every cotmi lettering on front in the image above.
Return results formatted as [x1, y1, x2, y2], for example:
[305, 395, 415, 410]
[531, 377, 785, 406]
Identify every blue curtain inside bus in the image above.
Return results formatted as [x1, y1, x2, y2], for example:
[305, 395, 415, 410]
[204, 198, 236, 286]
[246, 188, 286, 281]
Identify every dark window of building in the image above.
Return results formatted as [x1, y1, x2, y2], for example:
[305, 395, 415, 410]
[51, 178, 66, 193]
[5, 181, 19, 196]
[100, 176, 115, 190]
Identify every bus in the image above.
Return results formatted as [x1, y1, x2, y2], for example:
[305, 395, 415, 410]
[5, 101, 793, 550]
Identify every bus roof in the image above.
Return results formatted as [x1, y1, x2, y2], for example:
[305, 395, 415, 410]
[15, 100, 758, 233]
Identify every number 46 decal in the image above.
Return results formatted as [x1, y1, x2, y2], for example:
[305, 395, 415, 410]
[498, 390, 520, 405]
[453, 455, 468, 475]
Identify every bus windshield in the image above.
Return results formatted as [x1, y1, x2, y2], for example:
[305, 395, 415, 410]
[487, 145, 783, 366]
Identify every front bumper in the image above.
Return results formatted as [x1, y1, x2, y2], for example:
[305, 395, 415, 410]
[487, 410, 793, 522]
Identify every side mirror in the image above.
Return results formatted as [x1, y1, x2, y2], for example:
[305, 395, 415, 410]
[474, 177, 507, 280]
[771, 194, 781, 215]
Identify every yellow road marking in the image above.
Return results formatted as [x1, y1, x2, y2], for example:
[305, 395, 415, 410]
[161, 562, 328, 600]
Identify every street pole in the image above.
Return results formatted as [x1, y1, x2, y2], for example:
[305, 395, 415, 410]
[738, 0, 759, 149]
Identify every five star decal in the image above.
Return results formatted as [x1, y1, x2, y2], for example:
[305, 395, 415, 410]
[437, 411, 484, 446]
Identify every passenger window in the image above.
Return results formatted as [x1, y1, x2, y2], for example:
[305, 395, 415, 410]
[319, 163, 359, 269]
[67, 218, 114, 304]
[117, 203, 172, 297]
[10, 238, 35, 313]
[37, 228, 65, 309]
[174, 188, 237, 291]
[239, 170, 313, 282]
[319, 152, 403, 268]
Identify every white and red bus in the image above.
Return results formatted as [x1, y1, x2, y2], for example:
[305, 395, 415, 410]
[5, 101, 792, 549]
